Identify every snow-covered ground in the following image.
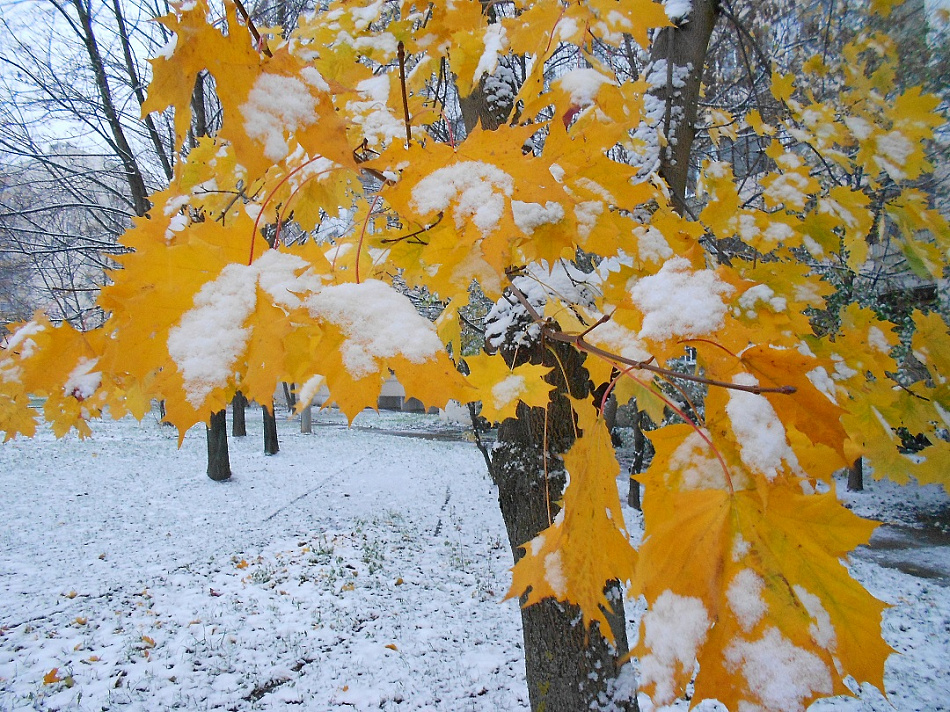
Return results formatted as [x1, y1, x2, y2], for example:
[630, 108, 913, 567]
[0, 407, 947, 711]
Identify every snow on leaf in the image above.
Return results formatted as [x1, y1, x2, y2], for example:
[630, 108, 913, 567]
[630, 258, 734, 342]
[464, 353, 554, 423]
[634, 457, 889, 710]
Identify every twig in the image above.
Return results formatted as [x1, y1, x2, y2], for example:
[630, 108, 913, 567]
[232, 0, 273, 57]
[380, 212, 442, 245]
[504, 276, 796, 396]
[397, 42, 412, 148]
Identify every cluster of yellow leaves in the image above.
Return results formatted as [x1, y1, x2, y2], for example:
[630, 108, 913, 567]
[2, 0, 949, 709]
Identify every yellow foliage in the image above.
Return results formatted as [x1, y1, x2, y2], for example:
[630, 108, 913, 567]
[3, 2, 949, 709]
[507, 400, 637, 641]
[464, 354, 554, 423]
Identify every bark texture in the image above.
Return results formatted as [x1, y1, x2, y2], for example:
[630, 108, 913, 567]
[649, 0, 720, 213]
[489, 338, 635, 712]
[206, 409, 231, 481]
[263, 403, 279, 455]
[232, 391, 247, 437]
[848, 457, 864, 492]
[300, 403, 312, 434]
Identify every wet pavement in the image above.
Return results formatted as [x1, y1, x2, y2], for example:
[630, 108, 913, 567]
[856, 519, 950, 584]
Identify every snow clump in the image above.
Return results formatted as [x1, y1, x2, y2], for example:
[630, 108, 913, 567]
[241, 72, 326, 161]
[630, 257, 734, 341]
[411, 162, 514, 236]
[639, 591, 710, 706]
[725, 373, 801, 481]
[724, 627, 832, 711]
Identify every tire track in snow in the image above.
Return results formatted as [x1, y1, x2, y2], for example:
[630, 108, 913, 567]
[262, 453, 370, 522]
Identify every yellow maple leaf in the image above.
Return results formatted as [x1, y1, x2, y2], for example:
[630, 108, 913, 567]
[464, 353, 554, 423]
[635, 443, 888, 709]
[771, 70, 796, 103]
[507, 400, 637, 641]
[143, 1, 260, 146]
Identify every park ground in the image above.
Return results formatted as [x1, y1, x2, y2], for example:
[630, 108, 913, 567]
[1, 407, 948, 711]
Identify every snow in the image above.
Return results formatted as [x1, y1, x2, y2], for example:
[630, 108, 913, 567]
[736, 284, 787, 318]
[724, 627, 833, 712]
[347, 74, 405, 148]
[586, 319, 653, 365]
[168, 252, 319, 407]
[1, 410, 948, 711]
[866, 326, 891, 354]
[667, 430, 743, 490]
[156, 34, 177, 60]
[727, 569, 767, 633]
[763, 172, 811, 210]
[2, 319, 45, 360]
[793, 585, 837, 651]
[630, 258, 734, 341]
[348, 0, 383, 31]
[0, 409, 527, 710]
[633, 225, 674, 262]
[167, 263, 257, 406]
[639, 591, 710, 706]
[491, 374, 526, 411]
[875, 131, 913, 181]
[411, 162, 514, 236]
[664, 0, 693, 22]
[241, 73, 321, 162]
[556, 68, 615, 108]
[62, 358, 102, 400]
[543, 551, 566, 597]
[806, 366, 839, 404]
[575, 199, 604, 238]
[484, 260, 601, 351]
[305, 280, 446, 378]
[473, 24, 508, 84]
[510, 200, 564, 234]
[726, 373, 801, 481]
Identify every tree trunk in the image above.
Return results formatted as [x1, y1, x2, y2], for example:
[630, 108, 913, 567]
[629, 408, 646, 510]
[64, 0, 152, 217]
[282, 382, 296, 411]
[232, 391, 247, 437]
[206, 409, 231, 481]
[648, 0, 720, 214]
[263, 403, 279, 455]
[847, 457, 864, 492]
[489, 338, 636, 712]
[300, 402, 312, 434]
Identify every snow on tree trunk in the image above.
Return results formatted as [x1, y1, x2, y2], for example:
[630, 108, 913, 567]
[647, 0, 719, 213]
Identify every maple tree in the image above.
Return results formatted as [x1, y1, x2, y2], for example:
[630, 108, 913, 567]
[1, 0, 949, 709]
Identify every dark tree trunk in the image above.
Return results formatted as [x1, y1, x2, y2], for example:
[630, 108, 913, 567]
[232, 391, 247, 437]
[65, 0, 151, 217]
[847, 457, 864, 492]
[648, 0, 720, 214]
[282, 382, 296, 411]
[263, 403, 279, 455]
[206, 409, 231, 481]
[489, 338, 636, 712]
